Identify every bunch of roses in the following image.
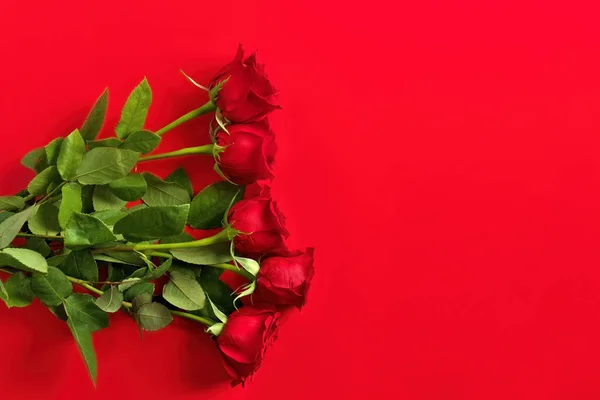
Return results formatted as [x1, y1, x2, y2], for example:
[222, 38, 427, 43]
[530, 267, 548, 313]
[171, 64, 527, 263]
[0, 45, 314, 387]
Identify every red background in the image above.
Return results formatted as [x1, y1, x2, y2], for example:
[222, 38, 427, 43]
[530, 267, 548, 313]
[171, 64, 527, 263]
[2, 0, 600, 398]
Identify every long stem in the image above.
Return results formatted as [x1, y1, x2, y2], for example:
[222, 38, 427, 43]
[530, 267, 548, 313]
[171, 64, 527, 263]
[95, 229, 232, 254]
[170, 310, 216, 327]
[155, 101, 217, 137]
[16, 232, 64, 241]
[211, 263, 255, 280]
[139, 144, 214, 162]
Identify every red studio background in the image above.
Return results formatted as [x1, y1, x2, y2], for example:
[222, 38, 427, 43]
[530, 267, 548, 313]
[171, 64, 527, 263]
[2, 0, 600, 399]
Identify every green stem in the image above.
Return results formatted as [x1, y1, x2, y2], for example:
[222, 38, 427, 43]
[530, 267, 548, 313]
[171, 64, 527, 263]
[170, 310, 216, 327]
[144, 251, 173, 259]
[211, 263, 255, 280]
[66, 276, 104, 296]
[16, 233, 64, 241]
[139, 144, 214, 162]
[155, 101, 217, 137]
[95, 229, 233, 254]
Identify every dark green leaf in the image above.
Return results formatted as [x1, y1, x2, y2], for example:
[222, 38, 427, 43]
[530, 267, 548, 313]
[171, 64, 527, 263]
[142, 172, 190, 207]
[28, 203, 60, 236]
[135, 302, 172, 331]
[95, 252, 144, 266]
[108, 174, 147, 201]
[0, 196, 25, 212]
[0, 212, 14, 224]
[0, 272, 35, 308]
[170, 242, 232, 265]
[101, 264, 126, 291]
[66, 318, 97, 384]
[145, 258, 172, 280]
[131, 292, 152, 312]
[115, 78, 152, 139]
[59, 183, 83, 229]
[113, 205, 189, 242]
[0, 205, 38, 249]
[121, 130, 160, 154]
[31, 267, 72, 306]
[61, 249, 98, 282]
[160, 232, 194, 244]
[80, 88, 108, 141]
[87, 138, 122, 149]
[21, 148, 45, 171]
[57, 129, 86, 180]
[188, 181, 242, 229]
[45, 138, 64, 165]
[0, 248, 49, 274]
[64, 293, 109, 332]
[165, 167, 193, 198]
[47, 253, 68, 267]
[64, 212, 117, 248]
[92, 210, 127, 226]
[27, 166, 61, 196]
[95, 286, 123, 313]
[199, 267, 237, 315]
[81, 185, 95, 213]
[123, 282, 155, 302]
[92, 185, 127, 211]
[163, 268, 206, 311]
[26, 237, 52, 257]
[74, 148, 139, 185]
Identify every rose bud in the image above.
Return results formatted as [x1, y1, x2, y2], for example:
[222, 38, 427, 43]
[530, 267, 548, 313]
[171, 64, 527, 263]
[216, 305, 281, 386]
[255, 249, 315, 309]
[216, 120, 276, 185]
[209, 45, 281, 123]
[228, 184, 290, 256]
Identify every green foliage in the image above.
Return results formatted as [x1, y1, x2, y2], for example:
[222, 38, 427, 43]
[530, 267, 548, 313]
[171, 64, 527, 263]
[0, 205, 38, 249]
[121, 130, 160, 153]
[108, 174, 147, 201]
[0, 272, 35, 308]
[142, 172, 190, 206]
[31, 267, 72, 306]
[115, 78, 152, 139]
[28, 203, 61, 236]
[64, 212, 117, 248]
[80, 89, 109, 141]
[113, 205, 189, 242]
[163, 267, 206, 311]
[57, 129, 86, 180]
[0, 196, 25, 212]
[75, 148, 139, 185]
[188, 181, 243, 229]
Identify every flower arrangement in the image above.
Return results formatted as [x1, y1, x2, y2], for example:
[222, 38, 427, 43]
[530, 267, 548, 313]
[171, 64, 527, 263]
[0, 45, 314, 387]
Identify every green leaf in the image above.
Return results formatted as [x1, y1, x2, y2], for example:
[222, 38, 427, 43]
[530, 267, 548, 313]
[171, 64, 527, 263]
[45, 138, 64, 165]
[92, 210, 127, 226]
[27, 166, 61, 196]
[101, 264, 126, 291]
[135, 302, 172, 331]
[87, 138, 122, 149]
[80, 88, 108, 141]
[108, 174, 147, 201]
[199, 268, 237, 316]
[47, 254, 68, 267]
[142, 172, 190, 207]
[74, 148, 139, 185]
[115, 78, 152, 139]
[59, 183, 83, 229]
[0, 212, 13, 224]
[28, 203, 61, 236]
[92, 185, 127, 211]
[121, 130, 160, 154]
[161, 232, 194, 244]
[123, 282, 155, 302]
[0, 205, 38, 249]
[81, 185, 95, 213]
[21, 148, 45, 171]
[95, 286, 123, 313]
[64, 212, 117, 248]
[131, 292, 152, 312]
[0, 248, 49, 274]
[163, 268, 206, 311]
[95, 252, 144, 266]
[113, 205, 189, 242]
[166, 167, 193, 198]
[61, 249, 98, 282]
[0, 272, 34, 308]
[26, 237, 52, 257]
[170, 242, 232, 265]
[145, 257, 172, 280]
[64, 293, 109, 332]
[66, 316, 97, 384]
[57, 129, 86, 180]
[0, 196, 25, 212]
[188, 181, 242, 229]
[31, 267, 72, 306]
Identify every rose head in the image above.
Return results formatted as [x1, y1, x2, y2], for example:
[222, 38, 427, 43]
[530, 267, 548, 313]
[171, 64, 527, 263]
[229, 184, 290, 256]
[255, 248, 315, 309]
[216, 120, 276, 185]
[210, 45, 280, 123]
[216, 305, 281, 386]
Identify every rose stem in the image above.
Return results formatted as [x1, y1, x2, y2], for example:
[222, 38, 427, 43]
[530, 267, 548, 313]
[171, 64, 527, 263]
[155, 101, 217, 137]
[138, 144, 215, 162]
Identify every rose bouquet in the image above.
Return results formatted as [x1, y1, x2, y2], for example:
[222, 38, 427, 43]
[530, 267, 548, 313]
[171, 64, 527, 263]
[0, 45, 314, 387]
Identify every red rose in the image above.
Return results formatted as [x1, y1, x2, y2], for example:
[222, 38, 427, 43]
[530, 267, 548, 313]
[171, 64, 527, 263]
[255, 248, 315, 309]
[229, 184, 290, 256]
[216, 305, 281, 386]
[209, 45, 281, 123]
[216, 120, 276, 184]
